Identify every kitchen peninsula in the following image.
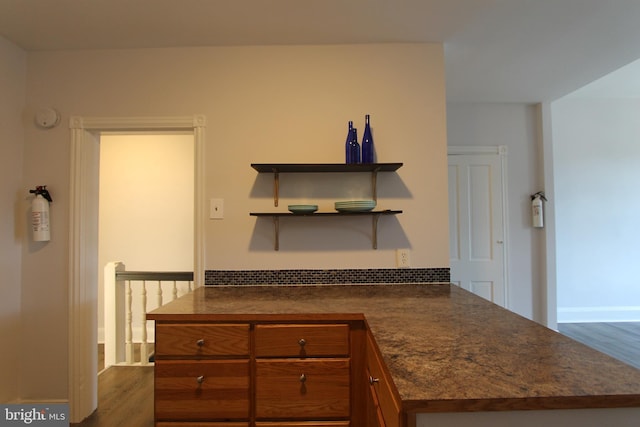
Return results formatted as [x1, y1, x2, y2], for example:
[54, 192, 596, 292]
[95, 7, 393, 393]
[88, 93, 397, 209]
[148, 284, 640, 427]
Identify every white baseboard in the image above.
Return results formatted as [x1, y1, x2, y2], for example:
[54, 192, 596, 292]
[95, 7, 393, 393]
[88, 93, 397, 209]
[557, 306, 640, 323]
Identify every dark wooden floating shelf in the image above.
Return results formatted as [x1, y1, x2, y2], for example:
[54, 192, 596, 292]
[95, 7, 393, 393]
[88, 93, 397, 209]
[251, 163, 403, 173]
[251, 210, 402, 250]
[250, 210, 402, 217]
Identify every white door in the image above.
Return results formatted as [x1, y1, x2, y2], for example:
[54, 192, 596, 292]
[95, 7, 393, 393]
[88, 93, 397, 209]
[448, 147, 507, 307]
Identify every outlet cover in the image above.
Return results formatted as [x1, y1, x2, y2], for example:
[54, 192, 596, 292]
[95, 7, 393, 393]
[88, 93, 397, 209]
[396, 249, 411, 268]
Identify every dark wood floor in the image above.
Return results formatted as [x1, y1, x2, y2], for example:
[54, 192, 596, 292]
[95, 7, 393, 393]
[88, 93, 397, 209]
[72, 366, 154, 427]
[71, 345, 155, 427]
[558, 322, 640, 370]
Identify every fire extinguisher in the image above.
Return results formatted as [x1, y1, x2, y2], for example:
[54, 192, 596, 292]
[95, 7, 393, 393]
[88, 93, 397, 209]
[531, 191, 547, 228]
[29, 186, 53, 241]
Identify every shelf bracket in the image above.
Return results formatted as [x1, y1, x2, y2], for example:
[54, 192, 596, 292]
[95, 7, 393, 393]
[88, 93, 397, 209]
[273, 216, 280, 251]
[372, 214, 380, 250]
[272, 169, 280, 207]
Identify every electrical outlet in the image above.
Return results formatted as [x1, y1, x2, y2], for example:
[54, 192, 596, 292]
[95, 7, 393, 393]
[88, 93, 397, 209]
[210, 198, 224, 219]
[396, 249, 410, 268]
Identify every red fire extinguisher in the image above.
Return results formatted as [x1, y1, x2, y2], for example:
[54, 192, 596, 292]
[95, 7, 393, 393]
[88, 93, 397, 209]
[531, 191, 546, 228]
[29, 186, 53, 241]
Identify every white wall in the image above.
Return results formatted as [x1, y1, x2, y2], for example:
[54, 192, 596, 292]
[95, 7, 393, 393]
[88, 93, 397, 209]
[19, 43, 449, 400]
[446, 103, 544, 321]
[98, 133, 194, 342]
[0, 36, 26, 403]
[552, 98, 640, 322]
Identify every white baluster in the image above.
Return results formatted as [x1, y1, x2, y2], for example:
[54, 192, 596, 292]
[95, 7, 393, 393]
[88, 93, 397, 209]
[125, 280, 134, 364]
[104, 261, 126, 368]
[140, 281, 149, 365]
[172, 281, 178, 301]
[157, 281, 163, 307]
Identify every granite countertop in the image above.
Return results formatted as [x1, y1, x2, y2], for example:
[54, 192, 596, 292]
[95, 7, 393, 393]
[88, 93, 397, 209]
[148, 283, 640, 413]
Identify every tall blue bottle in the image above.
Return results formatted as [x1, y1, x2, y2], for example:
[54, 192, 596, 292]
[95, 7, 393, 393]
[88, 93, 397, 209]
[361, 114, 375, 163]
[345, 121, 354, 164]
[350, 127, 361, 164]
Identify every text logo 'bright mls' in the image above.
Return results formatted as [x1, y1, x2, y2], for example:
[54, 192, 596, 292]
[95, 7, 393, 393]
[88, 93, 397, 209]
[1, 405, 68, 426]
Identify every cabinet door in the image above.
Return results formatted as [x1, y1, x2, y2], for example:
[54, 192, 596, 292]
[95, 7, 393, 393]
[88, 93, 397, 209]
[366, 334, 401, 427]
[255, 324, 350, 357]
[155, 323, 250, 357]
[155, 360, 250, 420]
[366, 368, 386, 427]
[255, 359, 350, 419]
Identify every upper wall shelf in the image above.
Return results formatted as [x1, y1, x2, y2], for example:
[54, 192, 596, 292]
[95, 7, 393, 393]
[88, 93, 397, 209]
[251, 163, 403, 206]
[251, 163, 403, 173]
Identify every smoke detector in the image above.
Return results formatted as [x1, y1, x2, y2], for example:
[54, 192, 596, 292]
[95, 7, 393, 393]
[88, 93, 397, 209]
[35, 108, 61, 129]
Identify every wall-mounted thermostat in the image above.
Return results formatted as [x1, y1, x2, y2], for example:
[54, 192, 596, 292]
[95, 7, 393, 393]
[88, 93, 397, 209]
[35, 108, 61, 129]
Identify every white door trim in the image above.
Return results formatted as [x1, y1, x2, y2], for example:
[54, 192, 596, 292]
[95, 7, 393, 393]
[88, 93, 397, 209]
[448, 145, 509, 309]
[68, 115, 206, 422]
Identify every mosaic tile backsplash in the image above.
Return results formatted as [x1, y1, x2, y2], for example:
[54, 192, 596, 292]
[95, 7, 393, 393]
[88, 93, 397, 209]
[205, 268, 450, 286]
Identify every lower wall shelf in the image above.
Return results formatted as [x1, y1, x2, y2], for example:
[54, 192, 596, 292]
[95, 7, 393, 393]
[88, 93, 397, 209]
[250, 210, 402, 251]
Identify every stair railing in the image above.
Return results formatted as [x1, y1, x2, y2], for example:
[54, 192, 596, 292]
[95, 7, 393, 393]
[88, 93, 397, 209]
[104, 261, 194, 367]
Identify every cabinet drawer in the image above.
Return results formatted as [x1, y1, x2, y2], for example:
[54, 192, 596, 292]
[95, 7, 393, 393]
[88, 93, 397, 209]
[155, 360, 250, 420]
[157, 423, 249, 427]
[255, 324, 350, 357]
[255, 359, 350, 419]
[256, 422, 350, 427]
[155, 323, 249, 357]
[366, 335, 401, 427]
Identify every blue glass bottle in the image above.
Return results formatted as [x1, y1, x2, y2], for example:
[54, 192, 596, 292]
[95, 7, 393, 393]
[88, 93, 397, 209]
[345, 121, 354, 164]
[350, 127, 361, 164]
[361, 114, 374, 163]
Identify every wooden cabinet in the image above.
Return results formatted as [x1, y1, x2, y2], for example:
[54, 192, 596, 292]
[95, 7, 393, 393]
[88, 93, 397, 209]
[154, 321, 362, 427]
[154, 323, 251, 425]
[255, 358, 350, 419]
[255, 423, 350, 427]
[254, 324, 351, 423]
[254, 324, 350, 357]
[155, 359, 250, 420]
[365, 332, 402, 427]
[155, 323, 250, 357]
[157, 423, 249, 427]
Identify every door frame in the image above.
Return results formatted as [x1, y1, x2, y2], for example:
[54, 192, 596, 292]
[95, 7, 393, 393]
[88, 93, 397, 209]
[68, 115, 206, 422]
[448, 145, 509, 309]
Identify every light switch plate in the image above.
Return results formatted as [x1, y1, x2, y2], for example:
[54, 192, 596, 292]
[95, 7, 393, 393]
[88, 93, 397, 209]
[210, 198, 224, 219]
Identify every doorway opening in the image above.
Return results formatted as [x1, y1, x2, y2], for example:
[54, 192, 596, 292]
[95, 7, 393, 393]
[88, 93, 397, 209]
[98, 132, 194, 370]
[68, 115, 206, 423]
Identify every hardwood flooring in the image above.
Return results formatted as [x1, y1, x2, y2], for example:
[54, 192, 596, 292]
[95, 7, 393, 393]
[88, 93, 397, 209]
[71, 345, 155, 427]
[558, 322, 640, 370]
[72, 366, 154, 427]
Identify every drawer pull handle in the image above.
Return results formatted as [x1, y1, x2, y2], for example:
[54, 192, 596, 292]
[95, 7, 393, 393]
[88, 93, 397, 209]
[196, 339, 205, 347]
[196, 375, 205, 384]
[298, 338, 306, 347]
[369, 376, 380, 385]
[299, 373, 307, 383]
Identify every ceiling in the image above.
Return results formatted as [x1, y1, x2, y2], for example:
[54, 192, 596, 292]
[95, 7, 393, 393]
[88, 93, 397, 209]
[2, 0, 640, 103]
